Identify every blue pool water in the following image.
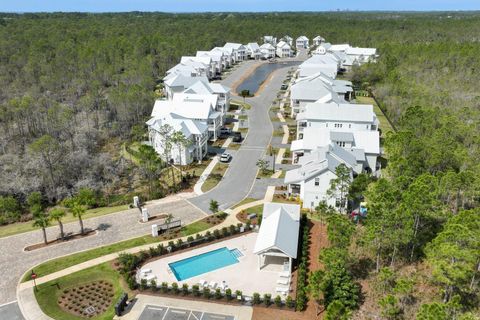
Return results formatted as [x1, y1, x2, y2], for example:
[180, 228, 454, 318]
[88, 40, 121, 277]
[169, 247, 240, 281]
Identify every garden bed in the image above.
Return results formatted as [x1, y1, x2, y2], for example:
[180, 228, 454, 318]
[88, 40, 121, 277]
[24, 229, 97, 252]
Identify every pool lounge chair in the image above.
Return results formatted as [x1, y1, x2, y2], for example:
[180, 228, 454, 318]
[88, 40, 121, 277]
[198, 279, 207, 287]
[209, 281, 217, 289]
[277, 278, 290, 285]
[279, 271, 290, 278]
[140, 268, 152, 274]
[276, 286, 289, 294]
[220, 281, 228, 291]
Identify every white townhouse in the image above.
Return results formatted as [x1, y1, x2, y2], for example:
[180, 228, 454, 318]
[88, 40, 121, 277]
[281, 35, 293, 47]
[298, 54, 340, 78]
[180, 56, 214, 79]
[196, 51, 223, 76]
[162, 74, 209, 100]
[345, 47, 378, 64]
[290, 76, 344, 117]
[295, 36, 309, 49]
[166, 63, 205, 79]
[223, 43, 247, 63]
[211, 47, 234, 69]
[276, 41, 292, 58]
[284, 143, 357, 210]
[296, 102, 379, 134]
[263, 35, 277, 46]
[150, 93, 222, 141]
[313, 42, 331, 55]
[260, 43, 276, 59]
[328, 44, 351, 53]
[291, 127, 380, 172]
[146, 114, 208, 165]
[312, 36, 325, 47]
[294, 72, 354, 102]
[246, 42, 261, 60]
[183, 80, 231, 123]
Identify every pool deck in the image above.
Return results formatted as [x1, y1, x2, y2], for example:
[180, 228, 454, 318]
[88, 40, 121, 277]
[138, 233, 289, 298]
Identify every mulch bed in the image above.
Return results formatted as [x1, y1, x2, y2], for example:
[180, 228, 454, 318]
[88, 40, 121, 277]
[58, 280, 114, 318]
[235, 211, 259, 225]
[24, 229, 97, 251]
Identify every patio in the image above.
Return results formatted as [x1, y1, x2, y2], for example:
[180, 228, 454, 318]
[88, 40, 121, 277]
[138, 232, 291, 298]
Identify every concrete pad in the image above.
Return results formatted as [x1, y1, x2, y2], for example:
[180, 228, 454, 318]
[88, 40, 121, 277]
[281, 124, 289, 144]
[275, 148, 285, 164]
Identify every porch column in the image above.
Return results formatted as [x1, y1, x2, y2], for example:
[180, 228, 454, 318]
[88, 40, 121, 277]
[289, 256, 292, 274]
[258, 254, 261, 270]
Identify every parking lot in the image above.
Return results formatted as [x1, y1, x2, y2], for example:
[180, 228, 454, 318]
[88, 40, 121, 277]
[139, 305, 235, 320]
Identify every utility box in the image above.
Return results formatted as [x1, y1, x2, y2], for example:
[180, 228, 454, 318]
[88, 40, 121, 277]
[141, 208, 149, 223]
[151, 224, 158, 237]
[133, 196, 140, 208]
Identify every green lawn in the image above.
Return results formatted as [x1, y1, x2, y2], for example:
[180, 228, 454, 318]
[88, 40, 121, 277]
[230, 100, 251, 110]
[22, 219, 214, 282]
[0, 204, 129, 239]
[257, 169, 275, 179]
[245, 204, 264, 216]
[355, 96, 394, 134]
[201, 162, 229, 193]
[35, 262, 130, 320]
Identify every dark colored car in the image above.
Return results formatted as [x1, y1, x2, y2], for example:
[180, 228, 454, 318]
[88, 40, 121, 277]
[232, 131, 242, 143]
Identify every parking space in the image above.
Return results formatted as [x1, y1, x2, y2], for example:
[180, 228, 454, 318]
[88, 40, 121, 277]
[139, 305, 235, 320]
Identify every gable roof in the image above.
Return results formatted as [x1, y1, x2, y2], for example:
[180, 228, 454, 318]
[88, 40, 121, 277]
[253, 203, 300, 259]
[151, 93, 218, 120]
[313, 35, 325, 41]
[277, 40, 291, 49]
[146, 114, 207, 138]
[224, 42, 245, 50]
[346, 47, 377, 56]
[260, 43, 275, 50]
[296, 35, 309, 41]
[246, 42, 260, 52]
[164, 74, 208, 88]
[298, 102, 377, 123]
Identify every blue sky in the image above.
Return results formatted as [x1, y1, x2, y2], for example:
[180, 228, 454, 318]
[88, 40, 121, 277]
[1, 0, 479, 13]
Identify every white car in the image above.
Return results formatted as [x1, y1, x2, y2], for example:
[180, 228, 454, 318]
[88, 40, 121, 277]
[219, 153, 232, 163]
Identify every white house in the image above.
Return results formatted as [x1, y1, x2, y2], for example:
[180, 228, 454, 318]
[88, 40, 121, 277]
[294, 72, 354, 102]
[183, 80, 230, 123]
[312, 36, 325, 46]
[163, 74, 209, 100]
[291, 127, 380, 172]
[284, 143, 356, 210]
[196, 51, 223, 76]
[281, 35, 293, 47]
[295, 36, 309, 49]
[345, 47, 378, 64]
[263, 35, 277, 46]
[246, 42, 261, 60]
[276, 41, 292, 58]
[223, 43, 247, 63]
[150, 93, 222, 141]
[298, 54, 340, 78]
[296, 102, 380, 134]
[180, 56, 214, 79]
[211, 47, 234, 69]
[146, 114, 208, 165]
[290, 76, 344, 117]
[260, 43, 276, 59]
[253, 203, 300, 274]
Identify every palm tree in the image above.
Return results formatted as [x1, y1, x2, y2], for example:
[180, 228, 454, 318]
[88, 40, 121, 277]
[49, 208, 66, 240]
[71, 202, 87, 235]
[172, 131, 192, 169]
[32, 212, 51, 245]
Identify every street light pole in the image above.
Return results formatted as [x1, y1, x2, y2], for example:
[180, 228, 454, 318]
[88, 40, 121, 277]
[31, 270, 38, 292]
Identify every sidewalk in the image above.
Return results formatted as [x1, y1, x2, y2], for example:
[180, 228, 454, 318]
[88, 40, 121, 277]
[16, 187, 276, 320]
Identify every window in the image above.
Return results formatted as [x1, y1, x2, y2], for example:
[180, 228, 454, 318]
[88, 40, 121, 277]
[314, 178, 320, 186]
[349, 124, 351, 128]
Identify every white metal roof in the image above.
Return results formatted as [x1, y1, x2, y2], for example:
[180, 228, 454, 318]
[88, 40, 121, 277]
[299, 102, 377, 123]
[346, 47, 377, 56]
[253, 203, 300, 259]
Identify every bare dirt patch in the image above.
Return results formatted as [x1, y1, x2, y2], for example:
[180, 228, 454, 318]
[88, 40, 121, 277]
[24, 229, 97, 251]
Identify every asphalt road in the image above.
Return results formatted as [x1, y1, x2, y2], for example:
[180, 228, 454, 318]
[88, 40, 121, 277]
[189, 57, 304, 212]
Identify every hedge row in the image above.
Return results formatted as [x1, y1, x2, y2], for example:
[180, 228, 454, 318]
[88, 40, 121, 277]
[295, 215, 310, 311]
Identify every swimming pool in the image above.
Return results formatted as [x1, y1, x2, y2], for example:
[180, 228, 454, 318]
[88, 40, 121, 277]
[169, 247, 240, 281]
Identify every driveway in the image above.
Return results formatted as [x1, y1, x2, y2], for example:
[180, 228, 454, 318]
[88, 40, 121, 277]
[189, 57, 304, 212]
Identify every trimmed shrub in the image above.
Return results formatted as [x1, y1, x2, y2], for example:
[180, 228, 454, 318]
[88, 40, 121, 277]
[253, 292, 261, 304]
[192, 284, 200, 297]
[182, 283, 189, 295]
[140, 278, 148, 290]
[235, 290, 243, 301]
[171, 282, 179, 294]
[161, 282, 168, 293]
[264, 293, 272, 306]
[215, 288, 222, 299]
[203, 288, 211, 299]
[150, 279, 157, 291]
[286, 295, 295, 309]
[225, 288, 232, 300]
[274, 295, 282, 307]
